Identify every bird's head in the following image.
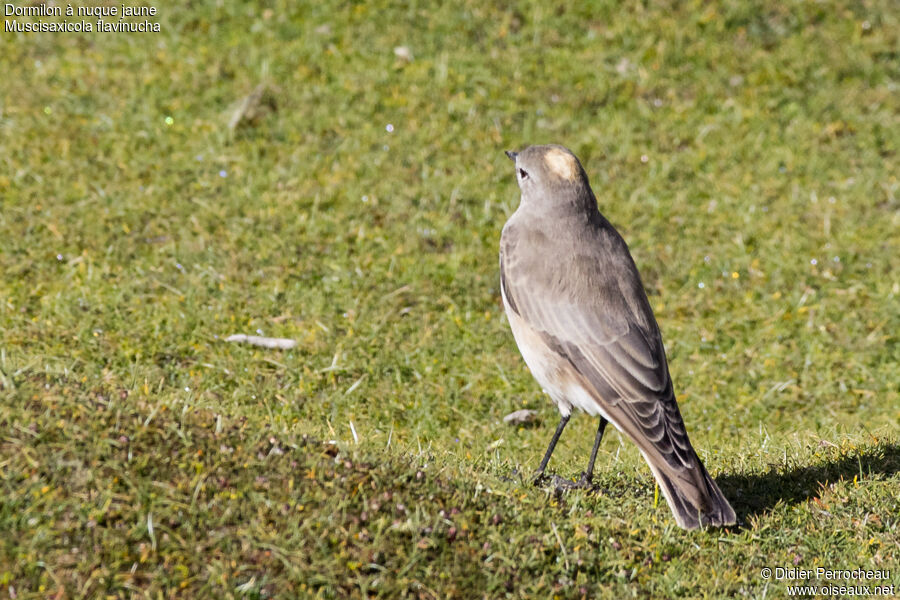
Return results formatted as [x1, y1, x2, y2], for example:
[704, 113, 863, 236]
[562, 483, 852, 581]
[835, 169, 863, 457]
[505, 144, 592, 211]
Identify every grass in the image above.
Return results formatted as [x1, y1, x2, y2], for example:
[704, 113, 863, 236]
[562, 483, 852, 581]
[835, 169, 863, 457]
[1, 0, 898, 597]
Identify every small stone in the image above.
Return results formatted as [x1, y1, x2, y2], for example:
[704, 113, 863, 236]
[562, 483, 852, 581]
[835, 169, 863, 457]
[503, 409, 538, 426]
[393, 46, 413, 61]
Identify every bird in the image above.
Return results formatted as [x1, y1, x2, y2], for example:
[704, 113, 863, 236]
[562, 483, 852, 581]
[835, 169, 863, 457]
[499, 144, 736, 530]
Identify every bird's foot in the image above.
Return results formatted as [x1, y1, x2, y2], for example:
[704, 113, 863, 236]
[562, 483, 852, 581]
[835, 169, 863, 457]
[534, 471, 603, 493]
[551, 473, 587, 490]
[548, 472, 603, 493]
[531, 471, 550, 487]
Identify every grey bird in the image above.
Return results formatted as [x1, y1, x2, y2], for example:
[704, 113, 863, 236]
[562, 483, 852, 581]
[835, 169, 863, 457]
[500, 144, 736, 530]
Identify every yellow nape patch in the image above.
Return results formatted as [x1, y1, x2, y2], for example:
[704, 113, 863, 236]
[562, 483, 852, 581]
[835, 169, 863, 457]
[544, 148, 578, 180]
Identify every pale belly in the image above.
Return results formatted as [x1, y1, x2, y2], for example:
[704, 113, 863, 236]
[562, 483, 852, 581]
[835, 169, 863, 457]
[501, 282, 613, 422]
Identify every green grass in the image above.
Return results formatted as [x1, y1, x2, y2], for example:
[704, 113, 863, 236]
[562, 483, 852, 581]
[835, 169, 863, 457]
[1, 0, 898, 597]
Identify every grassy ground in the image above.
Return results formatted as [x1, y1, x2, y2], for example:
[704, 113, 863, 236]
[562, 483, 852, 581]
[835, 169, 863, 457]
[1, 0, 898, 597]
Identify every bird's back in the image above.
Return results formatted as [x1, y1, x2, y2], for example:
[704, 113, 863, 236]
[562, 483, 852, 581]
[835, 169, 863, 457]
[501, 205, 657, 341]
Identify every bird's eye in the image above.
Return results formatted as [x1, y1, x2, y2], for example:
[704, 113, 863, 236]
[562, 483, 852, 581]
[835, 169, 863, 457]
[518, 168, 529, 180]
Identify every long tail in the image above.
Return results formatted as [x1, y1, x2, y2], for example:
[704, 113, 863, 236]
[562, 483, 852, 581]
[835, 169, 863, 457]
[642, 450, 736, 530]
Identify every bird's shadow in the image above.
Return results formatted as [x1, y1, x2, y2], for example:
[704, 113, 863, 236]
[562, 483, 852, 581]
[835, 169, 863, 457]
[715, 442, 900, 526]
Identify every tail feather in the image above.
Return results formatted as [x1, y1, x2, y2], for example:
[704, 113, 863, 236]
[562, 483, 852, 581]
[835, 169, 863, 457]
[644, 452, 736, 530]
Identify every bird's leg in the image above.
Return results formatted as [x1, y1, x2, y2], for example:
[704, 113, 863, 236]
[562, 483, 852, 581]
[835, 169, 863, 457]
[532, 413, 570, 485]
[577, 417, 608, 487]
[550, 417, 608, 491]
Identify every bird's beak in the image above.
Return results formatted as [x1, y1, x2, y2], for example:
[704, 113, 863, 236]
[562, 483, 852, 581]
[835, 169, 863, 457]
[505, 150, 518, 162]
